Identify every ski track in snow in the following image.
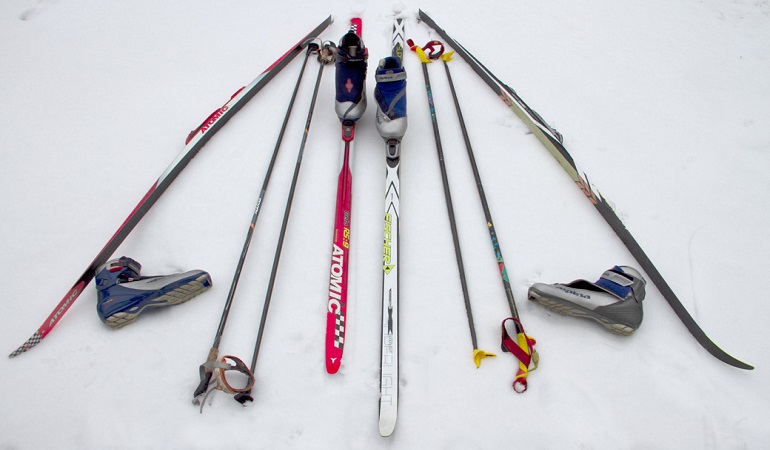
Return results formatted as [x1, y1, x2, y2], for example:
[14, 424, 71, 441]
[18, 0, 59, 20]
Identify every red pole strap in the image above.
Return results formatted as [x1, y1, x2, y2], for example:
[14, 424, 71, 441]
[501, 318, 538, 393]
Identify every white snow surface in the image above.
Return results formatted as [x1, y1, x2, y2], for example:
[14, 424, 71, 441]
[2, 1, 769, 448]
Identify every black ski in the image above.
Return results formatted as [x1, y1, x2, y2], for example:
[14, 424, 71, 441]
[418, 10, 752, 370]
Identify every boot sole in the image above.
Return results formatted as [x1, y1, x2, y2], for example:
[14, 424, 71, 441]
[528, 290, 635, 336]
[105, 273, 211, 329]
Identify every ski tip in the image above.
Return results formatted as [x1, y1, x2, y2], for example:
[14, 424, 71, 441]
[8, 332, 43, 358]
[703, 339, 754, 370]
[392, 2, 405, 15]
[721, 354, 754, 370]
[350, 17, 363, 36]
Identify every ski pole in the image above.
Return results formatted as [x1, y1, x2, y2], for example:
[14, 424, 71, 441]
[440, 50, 538, 392]
[193, 41, 320, 410]
[408, 39, 495, 368]
[235, 41, 336, 404]
[419, 9, 752, 370]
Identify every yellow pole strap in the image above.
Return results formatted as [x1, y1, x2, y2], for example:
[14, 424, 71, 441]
[407, 39, 432, 63]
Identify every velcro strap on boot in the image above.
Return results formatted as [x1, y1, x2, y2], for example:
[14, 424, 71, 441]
[596, 267, 634, 299]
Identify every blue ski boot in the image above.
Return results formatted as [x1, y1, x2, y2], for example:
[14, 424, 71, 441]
[374, 56, 407, 140]
[528, 266, 646, 335]
[95, 256, 212, 329]
[335, 28, 368, 122]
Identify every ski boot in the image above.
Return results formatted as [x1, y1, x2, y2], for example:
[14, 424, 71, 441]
[95, 256, 211, 329]
[374, 56, 407, 140]
[528, 266, 646, 335]
[335, 28, 368, 122]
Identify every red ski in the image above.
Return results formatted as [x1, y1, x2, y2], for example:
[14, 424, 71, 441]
[325, 17, 365, 374]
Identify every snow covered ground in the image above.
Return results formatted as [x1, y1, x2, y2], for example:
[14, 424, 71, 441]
[2, 0, 769, 448]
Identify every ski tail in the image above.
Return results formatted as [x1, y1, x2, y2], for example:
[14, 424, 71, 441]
[9, 16, 333, 359]
[418, 10, 752, 370]
[326, 128, 354, 374]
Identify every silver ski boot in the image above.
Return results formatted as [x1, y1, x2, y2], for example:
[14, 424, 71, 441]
[528, 266, 646, 335]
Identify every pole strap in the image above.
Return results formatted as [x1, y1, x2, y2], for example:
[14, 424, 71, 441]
[501, 318, 538, 393]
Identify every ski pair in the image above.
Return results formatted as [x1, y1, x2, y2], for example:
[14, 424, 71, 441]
[194, 41, 336, 409]
[418, 11, 752, 371]
[9, 17, 334, 359]
[321, 15, 405, 434]
[408, 39, 537, 392]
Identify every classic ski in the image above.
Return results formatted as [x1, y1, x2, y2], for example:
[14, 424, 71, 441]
[377, 13, 407, 437]
[9, 16, 333, 358]
[326, 18, 367, 374]
[418, 10, 752, 370]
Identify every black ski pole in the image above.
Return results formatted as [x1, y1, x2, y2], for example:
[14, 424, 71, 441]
[408, 39, 495, 368]
[418, 9, 752, 371]
[440, 50, 538, 393]
[193, 42, 319, 409]
[235, 41, 336, 405]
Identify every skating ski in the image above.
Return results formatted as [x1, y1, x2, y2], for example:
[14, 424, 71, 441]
[418, 10, 752, 370]
[326, 18, 366, 374]
[9, 16, 333, 358]
[378, 14, 405, 437]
